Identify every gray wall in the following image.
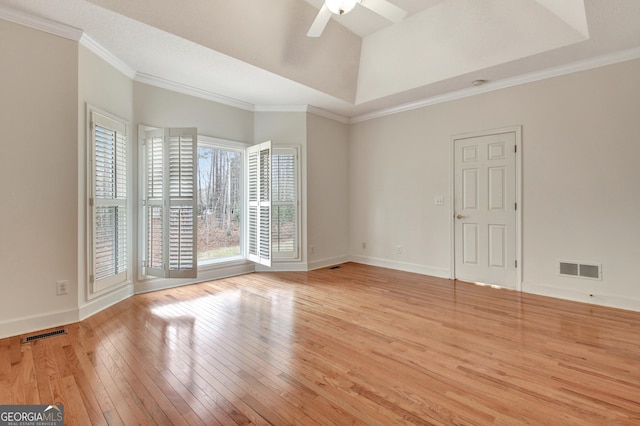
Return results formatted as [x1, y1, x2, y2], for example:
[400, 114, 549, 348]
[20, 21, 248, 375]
[307, 113, 350, 269]
[0, 20, 79, 335]
[350, 59, 640, 310]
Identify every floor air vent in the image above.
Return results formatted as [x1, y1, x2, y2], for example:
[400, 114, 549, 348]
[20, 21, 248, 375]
[22, 328, 68, 343]
[559, 261, 601, 280]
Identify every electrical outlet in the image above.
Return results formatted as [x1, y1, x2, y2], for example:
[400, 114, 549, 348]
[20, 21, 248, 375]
[362, 242, 367, 250]
[310, 245, 315, 254]
[434, 196, 445, 206]
[396, 245, 403, 254]
[56, 280, 68, 296]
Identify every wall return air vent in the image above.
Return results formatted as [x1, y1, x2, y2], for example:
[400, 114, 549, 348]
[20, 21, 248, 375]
[559, 261, 602, 280]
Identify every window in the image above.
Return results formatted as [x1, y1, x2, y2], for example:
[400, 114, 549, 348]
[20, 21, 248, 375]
[141, 127, 198, 279]
[89, 109, 129, 294]
[141, 134, 296, 278]
[272, 147, 299, 259]
[197, 138, 243, 264]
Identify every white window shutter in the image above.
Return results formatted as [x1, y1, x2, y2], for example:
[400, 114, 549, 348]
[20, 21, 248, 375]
[167, 128, 197, 278]
[144, 129, 165, 277]
[91, 111, 128, 293]
[143, 127, 197, 278]
[247, 141, 271, 267]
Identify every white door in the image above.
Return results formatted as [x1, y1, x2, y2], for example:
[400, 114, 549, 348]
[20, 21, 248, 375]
[454, 130, 518, 289]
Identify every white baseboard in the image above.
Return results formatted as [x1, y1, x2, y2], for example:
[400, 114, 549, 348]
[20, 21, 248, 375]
[255, 255, 349, 272]
[308, 255, 350, 271]
[522, 281, 640, 312]
[0, 308, 79, 340]
[79, 283, 134, 321]
[349, 255, 450, 279]
[134, 261, 255, 294]
[257, 261, 309, 272]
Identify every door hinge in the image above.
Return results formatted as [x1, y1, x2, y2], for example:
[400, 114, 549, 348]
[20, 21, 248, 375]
[515, 260, 518, 268]
[89, 198, 94, 207]
[514, 145, 517, 153]
[89, 274, 94, 283]
[515, 202, 517, 210]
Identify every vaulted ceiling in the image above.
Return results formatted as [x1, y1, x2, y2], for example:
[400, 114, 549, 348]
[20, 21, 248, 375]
[1, 0, 639, 119]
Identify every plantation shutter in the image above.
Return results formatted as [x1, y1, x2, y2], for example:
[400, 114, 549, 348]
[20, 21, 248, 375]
[91, 111, 128, 293]
[144, 129, 165, 277]
[247, 141, 271, 267]
[272, 148, 298, 258]
[143, 127, 197, 278]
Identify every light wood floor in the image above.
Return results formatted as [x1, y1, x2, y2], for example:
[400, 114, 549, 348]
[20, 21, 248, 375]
[2, 263, 640, 425]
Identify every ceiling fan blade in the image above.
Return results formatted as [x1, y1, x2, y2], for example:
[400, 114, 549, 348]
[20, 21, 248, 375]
[360, 0, 407, 23]
[307, 4, 333, 37]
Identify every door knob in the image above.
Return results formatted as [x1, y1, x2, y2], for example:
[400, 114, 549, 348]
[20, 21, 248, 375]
[456, 214, 466, 219]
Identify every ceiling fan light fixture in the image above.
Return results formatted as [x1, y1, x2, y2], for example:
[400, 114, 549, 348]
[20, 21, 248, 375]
[325, 0, 359, 15]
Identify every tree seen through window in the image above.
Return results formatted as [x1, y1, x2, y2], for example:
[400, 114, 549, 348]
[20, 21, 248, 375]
[197, 146, 242, 261]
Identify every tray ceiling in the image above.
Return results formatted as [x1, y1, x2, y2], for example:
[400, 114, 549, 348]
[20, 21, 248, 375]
[1, 0, 639, 119]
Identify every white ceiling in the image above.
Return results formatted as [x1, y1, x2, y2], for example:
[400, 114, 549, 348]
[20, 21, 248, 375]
[1, 0, 639, 120]
[303, 0, 446, 37]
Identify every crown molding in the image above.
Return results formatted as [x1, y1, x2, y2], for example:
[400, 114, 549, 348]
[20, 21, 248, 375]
[4, 5, 637, 126]
[252, 105, 349, 123]
[254, 105, 308, 113]
[0, 5, 83, 41]
[306, 106, 350, 124]
[134, 73, 256, 112]
[350, 46, 640, 123]
[79, 34, 136, 79]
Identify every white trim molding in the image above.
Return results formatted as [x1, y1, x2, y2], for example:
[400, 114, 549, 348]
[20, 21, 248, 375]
[308, 255, 350, 271]
[79, 284, 134, 321]
[0, 308, 79, 340]
[350, 47, 640, 123]
[134, 73, 256, 112]
[256, 105, 349, 124]
[523, 281, 640, 313]
[80, 34, 136, 79]
[0, 5, 83, 41]
[306, 106, 350, 124]
[135, 261, 255, 294]
[350, 255, 450, 279]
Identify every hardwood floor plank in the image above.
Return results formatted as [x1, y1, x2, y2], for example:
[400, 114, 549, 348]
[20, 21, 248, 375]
[31, 340, 55, 404]
[19, 343, 38, 405]
[2, 263, 640, 424]
[60, 375, 93, 426]
[64, 341, 115, 425]
[91, 328, 163, 425]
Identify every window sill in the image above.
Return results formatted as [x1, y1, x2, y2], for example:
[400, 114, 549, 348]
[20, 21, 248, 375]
[197, 255, 249, 271]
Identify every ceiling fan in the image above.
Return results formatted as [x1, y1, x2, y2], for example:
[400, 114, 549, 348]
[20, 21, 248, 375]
[307, 0, 407, 37]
